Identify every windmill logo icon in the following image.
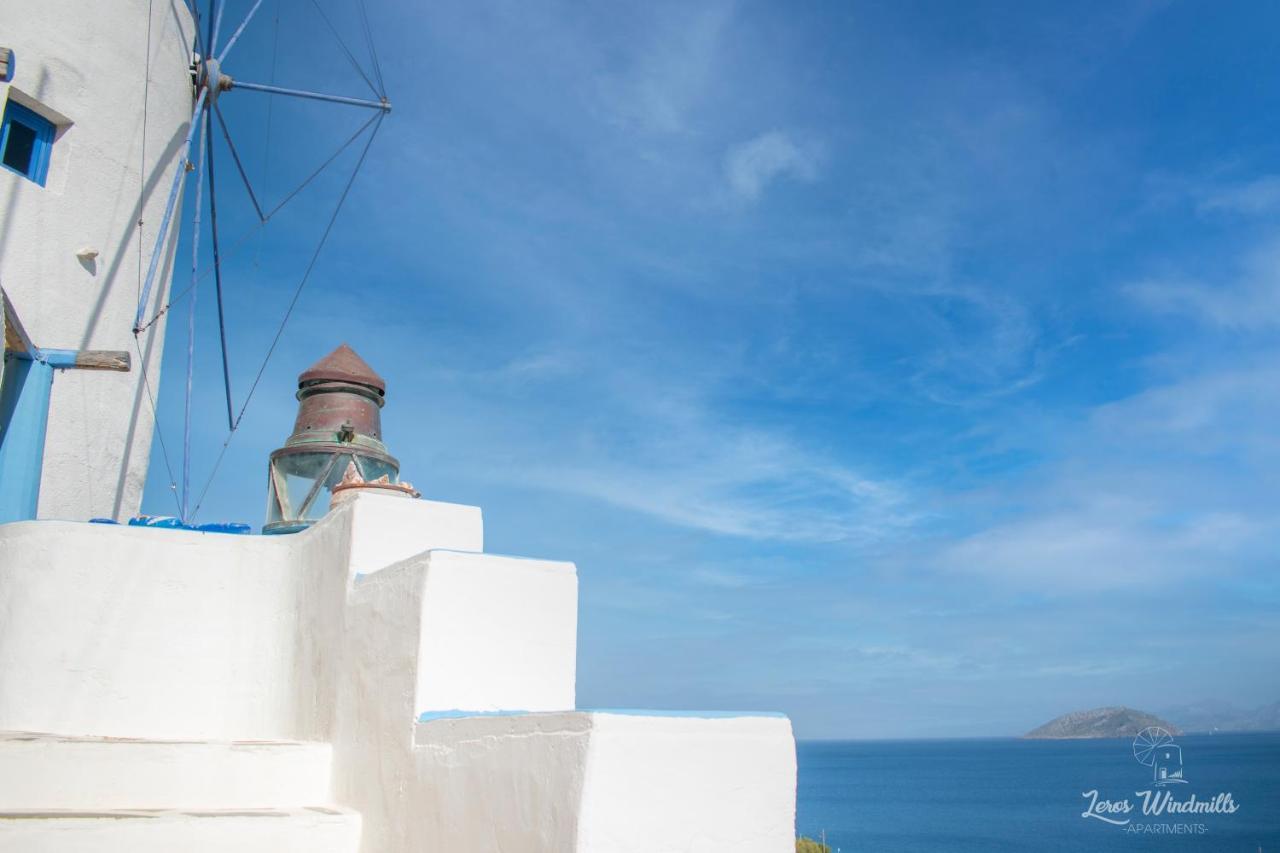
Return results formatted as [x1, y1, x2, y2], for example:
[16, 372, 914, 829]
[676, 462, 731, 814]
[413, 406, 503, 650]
[1133, 727, 1187, 786]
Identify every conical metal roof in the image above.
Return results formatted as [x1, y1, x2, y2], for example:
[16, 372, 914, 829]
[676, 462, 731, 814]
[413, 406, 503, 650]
[298, 343, 386, 393]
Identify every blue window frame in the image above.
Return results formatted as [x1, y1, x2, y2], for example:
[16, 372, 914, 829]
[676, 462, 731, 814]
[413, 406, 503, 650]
[1, 99, 55, 186]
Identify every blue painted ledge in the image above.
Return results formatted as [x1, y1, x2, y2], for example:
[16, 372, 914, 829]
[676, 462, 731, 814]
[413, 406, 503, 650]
[418, 709, 531, 722]
[417, 708, 787, 723]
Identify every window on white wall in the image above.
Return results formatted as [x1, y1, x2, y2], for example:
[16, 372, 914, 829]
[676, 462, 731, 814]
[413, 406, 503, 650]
[1, 99, 55, 186]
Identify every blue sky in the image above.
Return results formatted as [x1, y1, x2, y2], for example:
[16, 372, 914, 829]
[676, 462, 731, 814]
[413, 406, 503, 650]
[147, 0, 1280, 738]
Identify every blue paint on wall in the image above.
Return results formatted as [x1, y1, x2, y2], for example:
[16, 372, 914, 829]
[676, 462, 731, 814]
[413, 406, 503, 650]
[0, 356, 54, 523]
[417, 709, 533, 722]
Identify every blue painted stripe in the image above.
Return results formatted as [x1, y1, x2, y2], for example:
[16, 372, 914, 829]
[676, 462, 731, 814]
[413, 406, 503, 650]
[416, 708, 788, 723]
[37, 349, 84, 369]
[418, 709, 531, 722]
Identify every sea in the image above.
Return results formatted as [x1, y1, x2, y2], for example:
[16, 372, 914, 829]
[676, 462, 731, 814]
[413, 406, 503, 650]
[796, 733, 1280, 852]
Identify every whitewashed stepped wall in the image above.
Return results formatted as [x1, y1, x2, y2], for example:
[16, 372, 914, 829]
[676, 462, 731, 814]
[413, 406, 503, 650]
[0, 491, 796, 852]
[0, 494, 481, 740]
[0, 806, 363, 853]
[0, 733, 332, 810]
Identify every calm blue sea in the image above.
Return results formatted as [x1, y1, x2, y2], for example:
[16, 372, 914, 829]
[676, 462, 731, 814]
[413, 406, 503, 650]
[797, 734, 1280, 852]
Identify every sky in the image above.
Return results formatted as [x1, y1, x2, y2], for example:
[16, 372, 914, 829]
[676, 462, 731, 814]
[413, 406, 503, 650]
[144, 0, 1280, 738]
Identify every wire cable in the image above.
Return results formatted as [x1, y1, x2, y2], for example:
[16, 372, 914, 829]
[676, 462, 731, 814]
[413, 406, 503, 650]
[181, 108, 210, 520]
[131, 0, 182, 518]
[137, 0, 154, 303]
[213, 103, 266, 221]
[308, 0, 382, 98]
[358, 0, 387, 99]
[190, 112, 384, 520]
[135, 109, 379, 333]
[132, 334, 184, 517]
[253, 0, 282, 269]
[232, 112, 384, 430]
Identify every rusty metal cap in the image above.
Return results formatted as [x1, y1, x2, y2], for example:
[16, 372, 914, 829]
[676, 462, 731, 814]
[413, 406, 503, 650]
[298, 343, 386, 393]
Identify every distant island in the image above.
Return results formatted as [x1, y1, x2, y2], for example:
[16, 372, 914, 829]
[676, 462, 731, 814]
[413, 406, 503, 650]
[1025, 706, 1181, 739]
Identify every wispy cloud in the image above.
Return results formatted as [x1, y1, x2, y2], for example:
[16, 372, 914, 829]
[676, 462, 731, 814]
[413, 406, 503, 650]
[150, 0, 1280, 737]
[1197, 174, 1280, 216]
[594, 1, 736, 135]
[723, 130, 822, 201]
[1125, 236, 1280, 329]
[939, 506, 1266, 591]
[689, 566, 762, 589]
[518, 395, 915, 544]
[933, 356, 1280, 591]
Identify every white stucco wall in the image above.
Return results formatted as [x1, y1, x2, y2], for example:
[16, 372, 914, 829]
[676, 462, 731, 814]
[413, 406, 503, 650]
[576, 712, 797, 852]
[330, 544, 581, 852]
[0, 732, 333, 810]
[415, 550, 577, 714]
[0, 518, 328, 739]
[0, 0, 194, 521]
[0, 491, 797, 852]
[347, 494, 482, 575]
[0, 494, 491, 739]
[333, 711, 794, 853]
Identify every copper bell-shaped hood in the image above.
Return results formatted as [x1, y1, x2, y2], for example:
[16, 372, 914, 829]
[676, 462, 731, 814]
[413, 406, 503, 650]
[291, 343, 388, 444]
[263, 343, 403, 534]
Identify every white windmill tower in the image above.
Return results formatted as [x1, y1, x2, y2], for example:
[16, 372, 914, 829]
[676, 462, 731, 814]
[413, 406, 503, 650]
[0, 0, 390, 525]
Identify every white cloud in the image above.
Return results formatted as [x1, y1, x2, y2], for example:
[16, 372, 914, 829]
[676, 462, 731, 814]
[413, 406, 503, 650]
[1197, 175, 1280, 216]
[939, 508, 1266, 591]
[595, 2, 736, 135]
[1090, 361, 1280, 450]
[394, 338, 919, 546]
[723, 131, 822, 201]
[1125, 236, 1280, 330]
[525, 413, 914, 544]
[689, 567, 761, 589]
[933, 360, 1280, 592]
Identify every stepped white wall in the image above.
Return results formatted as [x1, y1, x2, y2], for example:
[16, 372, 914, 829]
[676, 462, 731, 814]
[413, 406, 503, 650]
[0, 732, 333, 810]
[0, 0, 193, 521]
[0, 494, 481, 740]
[0, 492, 797, 852]
[374, 713, 797, 853]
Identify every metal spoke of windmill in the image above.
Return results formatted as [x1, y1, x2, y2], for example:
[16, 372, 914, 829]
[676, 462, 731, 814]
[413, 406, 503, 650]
[130, 0, 391, 522]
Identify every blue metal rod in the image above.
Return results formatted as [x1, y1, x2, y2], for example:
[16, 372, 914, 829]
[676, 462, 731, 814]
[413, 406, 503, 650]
[230, 80, 391, 112]
[208, 0, 225, 59]
[133, 88, 208, 332]
[185, 0, 205, 58]
[206, 119, 236, 431]
[213, 103, 266, 221]
[217, 0, 264, 64]
[182, 108, 209, 522]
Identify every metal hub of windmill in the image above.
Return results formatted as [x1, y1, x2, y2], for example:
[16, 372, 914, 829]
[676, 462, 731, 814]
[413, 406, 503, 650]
[131, 0, 392, 525]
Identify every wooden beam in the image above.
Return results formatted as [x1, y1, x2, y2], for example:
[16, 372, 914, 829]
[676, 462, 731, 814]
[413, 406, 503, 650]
[40, 349, 131, 372]
[2, 287, 37, 356]
[2, 290, 129, 371]
[74, 351, 130, 371]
